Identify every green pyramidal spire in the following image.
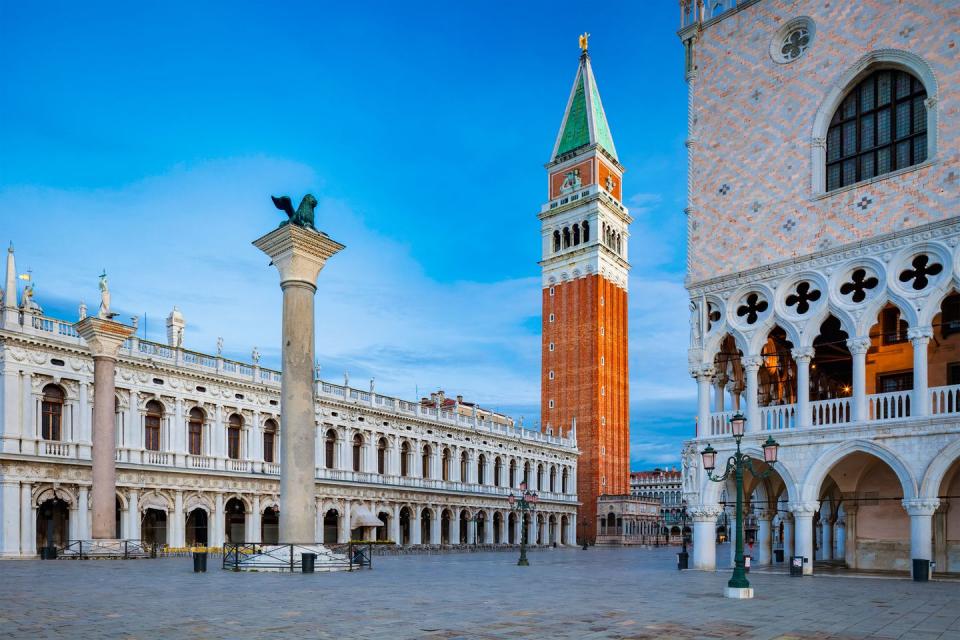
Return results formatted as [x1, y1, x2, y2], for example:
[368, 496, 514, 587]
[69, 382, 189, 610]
[551, 51, 618, 162]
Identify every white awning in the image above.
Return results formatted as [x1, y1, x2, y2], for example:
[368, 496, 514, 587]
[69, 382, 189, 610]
[350, 505, 384, 529]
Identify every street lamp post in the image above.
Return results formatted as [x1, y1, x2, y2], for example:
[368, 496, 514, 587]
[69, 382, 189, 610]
[579, 517, 589, 550]
[700, 412, 780, 599]
[509, 483, 538, 567]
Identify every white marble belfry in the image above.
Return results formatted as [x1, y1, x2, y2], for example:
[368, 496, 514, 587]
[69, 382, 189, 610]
[254, 223, 344, 544]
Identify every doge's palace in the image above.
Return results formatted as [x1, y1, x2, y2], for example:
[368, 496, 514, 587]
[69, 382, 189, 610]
[0, 245, 578, 557]
[680, 0, 960, 577]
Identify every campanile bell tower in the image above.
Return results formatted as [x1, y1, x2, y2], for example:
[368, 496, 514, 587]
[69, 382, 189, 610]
[540, 36, 631, 543]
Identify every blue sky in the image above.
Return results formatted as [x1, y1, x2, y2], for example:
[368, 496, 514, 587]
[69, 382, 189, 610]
[0, 1, 692, 469]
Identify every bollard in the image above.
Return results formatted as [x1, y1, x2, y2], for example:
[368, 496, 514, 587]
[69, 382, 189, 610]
[677, 551, 689, 570]
[302, 552, 316, 574]
[193, 551, 207, 573]
[912, 558, 930, 582]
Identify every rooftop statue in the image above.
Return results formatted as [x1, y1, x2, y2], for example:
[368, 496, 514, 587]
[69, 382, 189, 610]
[97, 270, 117, 320]
[271, 194, 318, 231]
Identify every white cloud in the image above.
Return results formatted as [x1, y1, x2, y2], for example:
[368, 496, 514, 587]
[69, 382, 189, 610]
[627, 192, 663, 215]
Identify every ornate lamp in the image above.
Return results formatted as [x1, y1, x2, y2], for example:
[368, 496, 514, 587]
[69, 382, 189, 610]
[700, 444, 717, 472]
[729, 412, 746, 438]
[762, 435, 780, 464]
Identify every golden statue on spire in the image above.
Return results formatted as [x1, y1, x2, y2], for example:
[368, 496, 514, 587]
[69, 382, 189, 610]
[579, 32, 590, 53]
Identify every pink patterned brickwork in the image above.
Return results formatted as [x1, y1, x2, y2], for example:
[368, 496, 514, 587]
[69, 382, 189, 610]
[687, 0, 959, 284]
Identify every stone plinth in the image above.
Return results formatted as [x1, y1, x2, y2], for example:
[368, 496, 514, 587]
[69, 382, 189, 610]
[254, 224, 344, 544]
[75, 317, 135, 539]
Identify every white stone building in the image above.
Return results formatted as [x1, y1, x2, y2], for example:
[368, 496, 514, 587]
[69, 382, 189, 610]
[680, 0, 960, 577]
[0, 246, 579, 557]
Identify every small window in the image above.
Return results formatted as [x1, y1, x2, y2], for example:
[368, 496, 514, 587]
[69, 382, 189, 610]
[50, 358, 65, 366]
[600, 356, 605, 366]
[145, 400, 163, 452]
[269, 399, 278, 406]
[600, 326, 605, 336]
[600, 296, 604, 306]
[196, 386, 207, 393]
[263, 419, 278, 463]
[601, 416, 606, 425]
[41, 385, 64, 441]
[549, 287, 555, 296]
[188, 407, 204, 456]
[949, 363, 960, 387]
[227, 414, 242, 459]
[548, 370, 555, 380]
[235, 393, 244, 400]
[152, 378, 164, 385]
[877, 371, 913, 393]
[548, 400, 555, 408]
[601, 386, 605, 396]
[549, 313, 555, 323]
[549, 343, 555, 352]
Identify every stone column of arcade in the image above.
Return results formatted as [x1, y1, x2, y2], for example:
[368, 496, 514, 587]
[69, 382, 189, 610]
[254, 203, 344, 547]
[74, 317, 135, 542]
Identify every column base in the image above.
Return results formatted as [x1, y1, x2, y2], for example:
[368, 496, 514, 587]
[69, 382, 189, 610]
[725, 587, 754, 599]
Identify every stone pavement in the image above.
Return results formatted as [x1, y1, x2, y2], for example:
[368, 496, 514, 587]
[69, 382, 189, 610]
[1, 545, 959, 639]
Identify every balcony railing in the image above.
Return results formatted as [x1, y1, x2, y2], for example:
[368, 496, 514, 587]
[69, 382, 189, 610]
[706, 385, 960, 436]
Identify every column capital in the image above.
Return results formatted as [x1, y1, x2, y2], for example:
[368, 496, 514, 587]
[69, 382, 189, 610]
[74, 317, 135, 359]
[690, 364, 715, 380]
[776, 510, 794, 522]
[791, 347, 815, 362]
[742, 356, 763, 370]
[687, 505, 723, 521]
[908, 326, 934, 342]
[846, 337, 872, 355]
[755, 510, 773, 522]
[788, 501, 820, 516]
[253, 224, 345, 289]
[902, 498, 940, 516]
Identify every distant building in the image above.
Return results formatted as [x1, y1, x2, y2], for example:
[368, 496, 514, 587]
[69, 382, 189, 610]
[630, 468, 683, 518]
[595, 495, 660, 546]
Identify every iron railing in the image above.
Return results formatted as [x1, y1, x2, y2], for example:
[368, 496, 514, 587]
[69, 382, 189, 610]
[221, 542, 370, 572]
[58, 539, 156, 559]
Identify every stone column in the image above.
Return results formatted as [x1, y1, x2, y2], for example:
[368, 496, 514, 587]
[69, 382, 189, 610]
[127, 490, 140, 542]
[781, 512, 794, 560]
[212, 493, 225, 548]
[756, 511, 772, 565]
[568, 513, 577, 546]
[792, 348, 813, 428]
[743, 357, 762, 432]
[0, 481, 19, 557]
[450, 511, 461, 544]
[935, 504, 948, 573]
[713, 374, 727, 413]
[20, 482, 34, 556]
[843, 504, 858, 568]
[250, 495, 262, 544]
[75, 317, 135, 539]
[77, 485, 90, 541]
[820, 518, 833, 561]
[529, 514, 539, 546]
[694, 366, 714, 438]
[484, 510, 494, 544]
[847, 338, 871, 422]
[467, 517, 477, 544]
[834, 519, 845, 560]
[172, 491, 185, 547]
[254, 222, 344, 544]
[903, 498, 940, 579]
[909, 328, 932, 417]
[791, 502, 818, 575]
[689, 506, 720, 570]
[411, 509, 422, 545]
[430, 510, 441, 544]
[338, 501, 351, 543]
[390, 505, 401, 545]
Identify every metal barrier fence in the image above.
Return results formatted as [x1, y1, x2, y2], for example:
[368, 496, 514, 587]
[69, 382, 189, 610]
[58, 540, 157, 559]
[221, 542, 372, 572]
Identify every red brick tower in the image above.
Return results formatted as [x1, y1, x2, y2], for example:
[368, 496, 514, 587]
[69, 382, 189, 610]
[540, 40, 631, 544]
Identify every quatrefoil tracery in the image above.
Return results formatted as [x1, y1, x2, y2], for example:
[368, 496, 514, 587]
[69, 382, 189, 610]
[706, 303, 722, 331]
[736, 293, 768, 325]
[785, 281, 822, 315]
[839, 268, 879, 303]
[899, 254, 943, 291]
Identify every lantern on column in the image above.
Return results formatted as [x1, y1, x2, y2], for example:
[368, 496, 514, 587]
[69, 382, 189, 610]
[700, 444, 717, 472]
[729, 413, 746, 437]
[762, 435, 780, 464]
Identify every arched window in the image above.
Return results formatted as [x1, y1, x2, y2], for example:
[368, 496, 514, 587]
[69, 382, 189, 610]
[188, 407, 204, 456]
[553, 230, 561, 252]
[352, 434, 363, 472]
[549, 466, 556, 492]
[494, 457, 502, 487]
[573, 224, 580, 246]
[145, 401, 163, 452]
[325, 429, 337, 469]
[263, 419, 277, 463]
[562, 468, 569, 493]
[616, 233, 622, 254]
[400, 441, 410, 477]
[460, 451, 469, 481]
[562, 227, 571, 249]
[442, 448, 451, 481]
[226, 413, 242, 459]
[377, 437, 387, 474]
[41, 385, 64, 441]
[421, 444, 431, 479]
[523, 462, 530, 487]
[477, 454, 486, 485]
[537, 464, 544, 490]
[509, 459, 517, 487]
[582, 221, 590, 243]
[827, 69, 927, 191]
